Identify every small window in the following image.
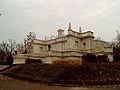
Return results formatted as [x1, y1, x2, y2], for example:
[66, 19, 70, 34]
[75, 41, 79, 47]
[48, 45, 51, 50]
[83, 42, 86, 50]
[83, 42, 86, 45]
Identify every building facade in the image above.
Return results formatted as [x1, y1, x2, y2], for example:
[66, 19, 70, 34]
[14, 23, 113, 64]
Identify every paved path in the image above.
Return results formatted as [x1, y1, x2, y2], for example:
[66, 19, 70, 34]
[0, 65, 9, 70]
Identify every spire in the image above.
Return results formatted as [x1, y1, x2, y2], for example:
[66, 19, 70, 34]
[79, 26, 82, 33]
[68, 22, 71, 30]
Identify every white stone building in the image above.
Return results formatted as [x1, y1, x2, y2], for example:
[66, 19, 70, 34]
[14, 23, 113, 64]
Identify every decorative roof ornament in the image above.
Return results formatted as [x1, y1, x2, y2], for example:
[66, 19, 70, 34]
[68, 22, 72, 30]
[79, 26, 82, 33]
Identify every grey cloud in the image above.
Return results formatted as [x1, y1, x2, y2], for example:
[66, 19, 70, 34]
[0, 0, 120, 42]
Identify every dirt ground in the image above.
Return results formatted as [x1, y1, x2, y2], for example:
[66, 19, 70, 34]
[0, 74, 12, 80]
[0, 77, 120, 90]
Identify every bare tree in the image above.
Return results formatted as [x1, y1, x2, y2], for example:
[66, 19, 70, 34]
[116, 30, 120, 47]
[0, 41, 9, 62]
[113, 30, 120, 62]
[7, 39, 16, 54]
[0, 39, 16, 64]
[96, 36, 103, 41]
[0, 47, 5, 62]
[1, 39, 16, 54]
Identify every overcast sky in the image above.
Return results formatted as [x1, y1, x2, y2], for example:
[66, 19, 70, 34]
[0, 0, 120, 43]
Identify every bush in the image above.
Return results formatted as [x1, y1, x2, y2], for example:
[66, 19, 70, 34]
[113, 46, 120, 62]
[97, 55, 109, 63]
[0, 62, 6, 65]
[25, 59, 42, 64]
[82, 54, 110, 63]
[82, 53, 97, 63]
[113, 54, 120, 62]
[6, 54, 13, 65]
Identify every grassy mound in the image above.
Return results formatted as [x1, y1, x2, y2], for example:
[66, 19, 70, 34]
[1, 63, 120, 86]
